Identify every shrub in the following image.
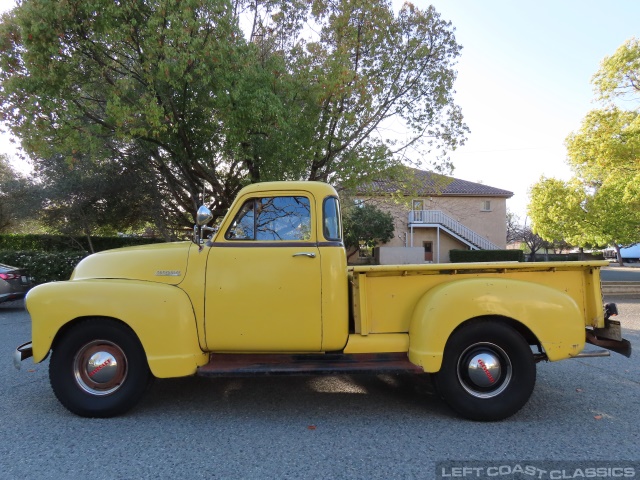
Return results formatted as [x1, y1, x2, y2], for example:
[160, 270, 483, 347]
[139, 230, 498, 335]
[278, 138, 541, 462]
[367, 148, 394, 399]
[0, 234, 164, 253]
[0, 250, 88, 284]
[449, 249, 524, 263]
[527, 252, 604, 262]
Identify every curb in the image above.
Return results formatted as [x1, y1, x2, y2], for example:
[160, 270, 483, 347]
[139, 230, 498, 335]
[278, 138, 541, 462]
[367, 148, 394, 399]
[602, 281, 640, 295]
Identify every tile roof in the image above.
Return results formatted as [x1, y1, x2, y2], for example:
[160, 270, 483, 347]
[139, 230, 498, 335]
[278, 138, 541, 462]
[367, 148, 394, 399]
[359, 168, 513, 198]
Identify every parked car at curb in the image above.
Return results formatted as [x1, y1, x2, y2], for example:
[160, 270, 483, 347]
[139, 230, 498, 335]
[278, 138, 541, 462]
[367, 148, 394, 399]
[0, 263, 33, 303]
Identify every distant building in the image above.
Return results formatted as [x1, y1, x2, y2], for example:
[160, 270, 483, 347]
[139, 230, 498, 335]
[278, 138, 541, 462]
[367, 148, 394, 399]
[352, 168, 513, 263]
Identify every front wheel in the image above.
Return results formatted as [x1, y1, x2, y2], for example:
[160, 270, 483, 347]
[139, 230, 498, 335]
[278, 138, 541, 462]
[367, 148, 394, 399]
[435, 320, 536, 421]
[49, 319, 151, 418]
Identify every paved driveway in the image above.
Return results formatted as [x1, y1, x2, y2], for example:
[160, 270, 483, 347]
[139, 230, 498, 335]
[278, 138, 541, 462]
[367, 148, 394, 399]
[2, 297, 639, 479]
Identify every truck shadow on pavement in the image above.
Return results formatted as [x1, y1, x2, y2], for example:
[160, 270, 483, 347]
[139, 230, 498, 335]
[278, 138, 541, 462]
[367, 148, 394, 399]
[136, 373, 454, 421]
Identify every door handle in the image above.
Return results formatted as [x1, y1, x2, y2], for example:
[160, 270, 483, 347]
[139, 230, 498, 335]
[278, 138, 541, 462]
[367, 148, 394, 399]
[292, 252, 316, 258]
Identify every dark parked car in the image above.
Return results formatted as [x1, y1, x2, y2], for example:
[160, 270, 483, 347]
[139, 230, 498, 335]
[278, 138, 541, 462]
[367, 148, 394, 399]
[0, 263, 33, 303]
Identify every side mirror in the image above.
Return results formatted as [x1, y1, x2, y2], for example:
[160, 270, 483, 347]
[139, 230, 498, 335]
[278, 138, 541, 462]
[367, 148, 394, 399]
[193, 206, 215, 246]
[196, 206, 213, 226]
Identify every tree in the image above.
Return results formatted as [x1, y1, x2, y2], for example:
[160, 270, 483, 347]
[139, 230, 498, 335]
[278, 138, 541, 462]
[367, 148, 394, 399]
[0, 154, 37, 232]
[0, 0, 467, 229]
[505, 210, 555, 262]
[0, 154, 17, 231]
[520, 225, 552, 262]
[529, 176, 640, 266]
[505, 210, 522, 245]
[342, 203, 394, 260]
[34, 152, 164, 251]
[592, 37, 640, 104]
[528, 39, 640, 263]
[565, 108, 640, 184]
[528, 178, 587, 246]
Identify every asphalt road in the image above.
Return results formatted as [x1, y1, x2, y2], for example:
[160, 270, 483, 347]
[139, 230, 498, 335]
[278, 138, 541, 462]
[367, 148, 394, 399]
[2, 297, 640, 480]
[601, 265, 640, 282]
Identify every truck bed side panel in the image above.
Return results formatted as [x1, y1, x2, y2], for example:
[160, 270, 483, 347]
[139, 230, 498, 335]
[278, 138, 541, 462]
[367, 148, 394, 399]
[351, 262, 605, 335]
[407, 277, 585, 372]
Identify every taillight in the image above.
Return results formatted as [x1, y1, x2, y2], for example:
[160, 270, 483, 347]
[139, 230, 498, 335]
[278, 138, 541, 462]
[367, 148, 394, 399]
[0, 273, 19, 280]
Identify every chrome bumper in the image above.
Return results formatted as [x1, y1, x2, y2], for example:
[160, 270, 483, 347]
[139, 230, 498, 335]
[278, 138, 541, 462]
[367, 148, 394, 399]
[14, 342, 33, 369]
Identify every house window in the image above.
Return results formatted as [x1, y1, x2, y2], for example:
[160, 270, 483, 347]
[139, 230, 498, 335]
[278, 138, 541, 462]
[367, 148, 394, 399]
[481, 200, 491, 212]
[412, 199, 424, 211]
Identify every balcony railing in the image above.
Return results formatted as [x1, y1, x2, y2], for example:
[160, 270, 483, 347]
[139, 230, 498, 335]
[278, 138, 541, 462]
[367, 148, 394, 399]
[409, 210, 500, 250]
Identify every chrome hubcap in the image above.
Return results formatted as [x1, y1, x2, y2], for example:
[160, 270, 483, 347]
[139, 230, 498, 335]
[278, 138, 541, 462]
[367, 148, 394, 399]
[74, 340, 127, 396]
[457, 343, 512, 399]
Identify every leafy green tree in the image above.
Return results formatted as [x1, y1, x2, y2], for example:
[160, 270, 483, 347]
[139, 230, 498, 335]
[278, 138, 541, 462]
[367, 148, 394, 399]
[592, 37, 640, 103]
[0, 154, 37, 232]
[528, 178, 588, 247]
[33, 152, 161, 251]
[0, 0, 467, 229]
[528, 38, 640, 264]
[565, 108, 640, 183]
[343, 202, 394, 260]
[0, 154, 17, 231]
[529, 177, 640, 265]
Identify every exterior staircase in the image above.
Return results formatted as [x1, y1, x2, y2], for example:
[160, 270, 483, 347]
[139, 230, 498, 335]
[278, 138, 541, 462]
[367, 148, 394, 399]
[409, 210, 501, 250]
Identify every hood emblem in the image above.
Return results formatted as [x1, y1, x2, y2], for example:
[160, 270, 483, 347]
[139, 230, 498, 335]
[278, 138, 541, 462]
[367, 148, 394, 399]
[155, 270, 182, 277]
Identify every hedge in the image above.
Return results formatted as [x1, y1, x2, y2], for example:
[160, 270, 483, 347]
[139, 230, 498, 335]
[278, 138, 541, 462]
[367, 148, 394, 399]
[0, 250, 88, 284]
[0, 234, 165, 253]
[449, 249, 524, 263]
[528, 252, 605, 262]
[449, 249, 605, 263]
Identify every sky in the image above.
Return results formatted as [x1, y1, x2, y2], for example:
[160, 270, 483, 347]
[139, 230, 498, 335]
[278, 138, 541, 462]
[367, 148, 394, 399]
[1, 0, 639, 219]
[406, 0, 640, 218]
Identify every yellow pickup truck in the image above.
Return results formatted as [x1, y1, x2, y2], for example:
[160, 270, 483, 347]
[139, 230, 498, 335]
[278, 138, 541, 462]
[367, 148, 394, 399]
[14, 181, 630, 421]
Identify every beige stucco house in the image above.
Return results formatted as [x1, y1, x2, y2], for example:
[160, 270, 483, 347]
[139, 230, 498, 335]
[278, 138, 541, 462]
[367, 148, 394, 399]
[353, 168, 513, 264]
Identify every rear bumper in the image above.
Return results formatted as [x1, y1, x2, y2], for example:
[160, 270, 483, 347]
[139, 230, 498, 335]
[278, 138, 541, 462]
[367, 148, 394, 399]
[586, 331, 632, 358]
[585, 304, 632, 358]
[14, 342, 33, 369]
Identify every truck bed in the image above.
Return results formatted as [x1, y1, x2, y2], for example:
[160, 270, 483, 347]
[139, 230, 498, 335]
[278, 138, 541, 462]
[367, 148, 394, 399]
[349, 261, 606, 336]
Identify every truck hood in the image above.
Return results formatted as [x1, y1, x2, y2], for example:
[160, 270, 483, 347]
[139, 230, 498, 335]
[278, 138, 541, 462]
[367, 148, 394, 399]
[71, 242, 192, 285]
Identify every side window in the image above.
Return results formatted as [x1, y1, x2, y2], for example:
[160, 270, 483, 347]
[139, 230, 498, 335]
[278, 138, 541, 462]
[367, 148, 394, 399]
[323, 197, 342, 241]
[225, 196, 311, 241]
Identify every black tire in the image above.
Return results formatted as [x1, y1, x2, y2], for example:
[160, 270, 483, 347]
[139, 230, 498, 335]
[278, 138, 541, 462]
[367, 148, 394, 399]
[435, 320, 536, 421]
[49, 319, 151, 418]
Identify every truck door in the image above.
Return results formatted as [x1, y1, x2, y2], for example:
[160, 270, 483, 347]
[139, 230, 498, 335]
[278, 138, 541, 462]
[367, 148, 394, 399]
[204, 194, 322, 352]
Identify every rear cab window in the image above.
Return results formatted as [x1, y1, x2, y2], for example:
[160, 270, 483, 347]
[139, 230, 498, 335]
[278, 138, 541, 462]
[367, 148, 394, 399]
[322, 196, 342, 242]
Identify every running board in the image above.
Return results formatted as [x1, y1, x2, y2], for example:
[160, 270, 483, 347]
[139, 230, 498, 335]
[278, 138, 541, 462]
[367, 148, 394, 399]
[197, 353, 424, 377]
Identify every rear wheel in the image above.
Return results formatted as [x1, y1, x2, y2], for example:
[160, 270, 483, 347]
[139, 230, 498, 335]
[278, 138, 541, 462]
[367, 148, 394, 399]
[435, 320, 536, 421]
[49, 319, 151, 417]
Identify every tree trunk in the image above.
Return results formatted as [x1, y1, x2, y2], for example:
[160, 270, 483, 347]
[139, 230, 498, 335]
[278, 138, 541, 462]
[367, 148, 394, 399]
[614, 244, 624, 267]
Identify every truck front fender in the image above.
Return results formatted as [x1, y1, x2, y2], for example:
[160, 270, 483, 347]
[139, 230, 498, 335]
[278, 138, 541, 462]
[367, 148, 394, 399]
[408, 278, 585, 372]
[26, 279, 208, 378]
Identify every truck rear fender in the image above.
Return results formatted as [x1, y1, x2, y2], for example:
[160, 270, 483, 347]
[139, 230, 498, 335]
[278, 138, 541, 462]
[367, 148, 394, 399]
[408, 278, 586, 372]
[26, 280, 209, 378]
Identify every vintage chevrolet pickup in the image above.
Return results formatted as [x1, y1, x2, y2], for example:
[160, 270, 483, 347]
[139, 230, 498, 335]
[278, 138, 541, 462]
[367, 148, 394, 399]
[14, 181, 631, 420]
